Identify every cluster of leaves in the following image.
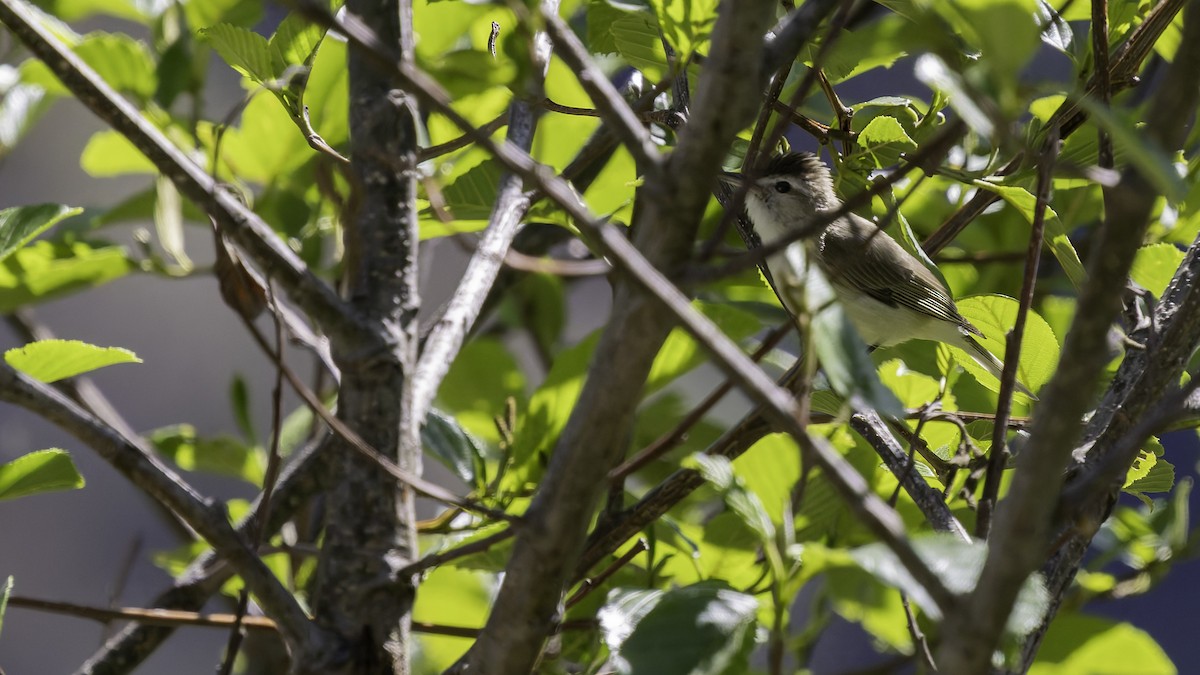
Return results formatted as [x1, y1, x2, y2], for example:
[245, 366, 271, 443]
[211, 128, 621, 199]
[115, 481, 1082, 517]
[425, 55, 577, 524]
[0, 0, 1198, 673]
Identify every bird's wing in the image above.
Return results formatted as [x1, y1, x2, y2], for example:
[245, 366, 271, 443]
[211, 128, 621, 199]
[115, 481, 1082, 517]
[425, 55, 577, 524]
[818, 214, 981, 335]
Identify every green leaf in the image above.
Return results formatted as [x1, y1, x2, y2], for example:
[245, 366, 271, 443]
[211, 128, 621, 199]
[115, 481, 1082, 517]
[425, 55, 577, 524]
[1030, 613, 1175, 675]
[74, 33, 157, 101]
[685, 454, 774, 544]
[650, 0, 718, 59]
[0, 449, 85, 500]
[81, 129, 157, 176]
[0, 204, 81, 262]
[1130, 243, 1185, 297]
[645, 301, 760, 394]
[814, 15, 921, 83]
[5, 339, 140, 383]
[508, 333, 599, 486]
[608, 8, 669, 79]
[824, 559, 913, 652]
[733, 433, 801, 526]
[422, 408, 487, 490]
[936, 0, 1041, 82]
[950, 295, 1060, 396]
[183, 0, 262, 30]
[878, 359, 943, 409]
[148, 424, 266, 485]
[0, 240, 135, 311]
[436, 337, 525, 444]
[29, 0, 147, 22]
[437, 158, 504, 222]
[972, 181, 1087, 289]
[599, 583, 759, 675]
[1125, 437, 1175, 497]
[849, 535, 1049, 635]
[200, 23, 275, 84]
[857, 115, 917, 152]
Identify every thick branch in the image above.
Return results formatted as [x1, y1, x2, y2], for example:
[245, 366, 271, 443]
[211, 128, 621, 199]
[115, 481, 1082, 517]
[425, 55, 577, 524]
[308, 0, 422, 671]
[936, 4, 1200, 670]
[300, 0, 953, 642]
[76, 435, 332, 675]
[458, 3, 784, 672]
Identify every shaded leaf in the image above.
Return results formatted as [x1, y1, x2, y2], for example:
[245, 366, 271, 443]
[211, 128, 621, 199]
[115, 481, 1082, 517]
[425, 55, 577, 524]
[0, 204, 81, 262]
[0, 240, 135, 311]
[423, 407, 487, 490]
[600, 583, 758, 675]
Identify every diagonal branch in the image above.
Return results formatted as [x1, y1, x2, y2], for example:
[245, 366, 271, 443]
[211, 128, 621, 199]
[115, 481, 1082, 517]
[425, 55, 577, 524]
[541, 10, 661, 169]
[936, 3, 1200, 670]
[77, 435, 335, 675]
[0, 0, 362, 349]
[0, 365, 337, 661]
[411, 1, 560, 426]
[300, 0, 955, 642]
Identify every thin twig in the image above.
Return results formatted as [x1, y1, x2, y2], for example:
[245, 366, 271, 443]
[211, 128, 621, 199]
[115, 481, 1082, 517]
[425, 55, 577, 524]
[0, 365, 331, 656]
[608, 323, 792, 482]
[976, 128, 1056, 538]
[397, 528, 516, 578]
[565, 539, 648, 609]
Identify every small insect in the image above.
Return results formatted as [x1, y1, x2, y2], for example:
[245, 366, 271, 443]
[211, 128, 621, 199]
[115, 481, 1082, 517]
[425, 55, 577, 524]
[488, 21, 500, 58]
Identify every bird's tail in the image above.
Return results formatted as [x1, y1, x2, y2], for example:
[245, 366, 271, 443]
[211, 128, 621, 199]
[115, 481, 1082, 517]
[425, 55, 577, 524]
[962, 335, 1038, 400]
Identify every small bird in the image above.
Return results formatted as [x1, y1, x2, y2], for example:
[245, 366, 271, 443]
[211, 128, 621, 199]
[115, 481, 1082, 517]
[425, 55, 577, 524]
[721, 152, 1034, 398]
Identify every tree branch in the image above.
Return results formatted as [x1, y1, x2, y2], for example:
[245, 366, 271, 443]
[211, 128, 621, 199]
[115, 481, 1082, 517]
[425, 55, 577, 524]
[0, 0, 363, 349]
[457, 3, 790, 672]
[307, 0, 422, 670]
[299, 0, 955, 642]
[936, 3, 1200, 670]
[77, 436, 335, 675]
[0, 365, 337, 662]
[411, 1, 559, 426]
[542, 10, 661, 169]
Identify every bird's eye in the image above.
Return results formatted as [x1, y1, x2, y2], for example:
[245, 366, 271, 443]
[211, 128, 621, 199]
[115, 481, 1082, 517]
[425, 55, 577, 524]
[773, 181, 791, 194]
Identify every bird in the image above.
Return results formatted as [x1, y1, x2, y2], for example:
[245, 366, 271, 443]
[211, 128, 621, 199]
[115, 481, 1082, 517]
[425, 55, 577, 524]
[720, 151, 1035, 398]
